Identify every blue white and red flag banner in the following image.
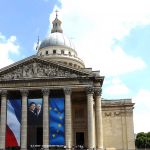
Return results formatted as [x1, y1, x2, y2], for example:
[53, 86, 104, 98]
[6, 99, 21, 147]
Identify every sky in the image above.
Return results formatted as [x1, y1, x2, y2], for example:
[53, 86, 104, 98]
[0, 0, 150, 133]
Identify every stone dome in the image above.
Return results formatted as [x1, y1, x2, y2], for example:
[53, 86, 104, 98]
[39, 32, 75, 50]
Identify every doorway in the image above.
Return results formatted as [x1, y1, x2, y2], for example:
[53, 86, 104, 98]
[37, 127, 43, 146]
[76, 132, 84, 146]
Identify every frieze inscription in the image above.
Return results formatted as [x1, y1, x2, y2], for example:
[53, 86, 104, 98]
[104, 111, 129, 117]
[105, 112, 112, 117]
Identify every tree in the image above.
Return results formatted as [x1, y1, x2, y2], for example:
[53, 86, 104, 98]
[135, 132, 150, 148]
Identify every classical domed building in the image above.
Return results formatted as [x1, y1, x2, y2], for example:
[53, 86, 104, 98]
[0, 13, 135, 150]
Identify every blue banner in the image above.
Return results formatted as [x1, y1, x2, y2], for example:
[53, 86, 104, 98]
[49, 98, 65, 145]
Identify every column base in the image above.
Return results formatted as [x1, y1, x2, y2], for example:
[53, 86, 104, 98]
[87, 148, 104, 150]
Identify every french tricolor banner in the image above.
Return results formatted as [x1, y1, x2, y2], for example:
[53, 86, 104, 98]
[6, 99, 21, 148]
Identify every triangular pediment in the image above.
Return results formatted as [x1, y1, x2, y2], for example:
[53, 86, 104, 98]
[0, 55, 92, 81]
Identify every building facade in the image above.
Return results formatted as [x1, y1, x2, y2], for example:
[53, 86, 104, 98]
[0, 14, 135, 150]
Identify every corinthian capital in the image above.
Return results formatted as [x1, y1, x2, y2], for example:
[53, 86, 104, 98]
[94, 87, 102, 96]
[20, 89, 29, 96]
[0, 90, 7, 97]
[42, 88, 50, 96]
[86, 86, 94, 95]
[64, 87, 72, 95]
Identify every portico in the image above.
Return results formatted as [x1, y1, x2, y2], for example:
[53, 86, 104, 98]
[0, 82, 104, 150]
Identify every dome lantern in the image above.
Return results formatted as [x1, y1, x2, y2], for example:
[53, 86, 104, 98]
[51, 10, 63, 33]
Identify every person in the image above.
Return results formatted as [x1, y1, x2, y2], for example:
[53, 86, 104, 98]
[27, 102, 37, 146]
[36, 103, 43, 126]
[28, 102, 37, 126]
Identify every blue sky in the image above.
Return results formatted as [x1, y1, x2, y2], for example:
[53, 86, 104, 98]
[0, 0, 60, 61]
[0, 0, 150, 133]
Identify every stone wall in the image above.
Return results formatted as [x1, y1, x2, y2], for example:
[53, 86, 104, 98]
[102, 99, 135, 150]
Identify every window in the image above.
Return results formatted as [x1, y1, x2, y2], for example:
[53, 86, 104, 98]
[53, 50, 56, 54]
[69, 63, 72, 66]
[61, 50, 64, 54]
[46, 51, 48, 55]
[69, 52, 71, 56]
[74, 64, 77, 67]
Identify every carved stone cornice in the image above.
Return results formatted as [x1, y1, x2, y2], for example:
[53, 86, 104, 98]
[0, 90, 7, 97]
[64, 87, 72, 95]
[86, 86, 94, 95]
[94, 87, 102, 96]
[20, 89, 29, 97]
[42, 88, 50, 96]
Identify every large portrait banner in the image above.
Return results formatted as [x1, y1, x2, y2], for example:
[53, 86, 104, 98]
[6, 99, 21, 148]
[28, 99, 43, 127]
[27, 98, 43, 147]
[49, 98, 65, 146]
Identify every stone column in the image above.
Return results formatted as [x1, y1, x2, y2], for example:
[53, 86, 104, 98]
[42, 88, 49, 149]
[20, 89, 28, 150]
[64, 87, 72, 149]
[86, 87, 95, 150]
[95, 87, 103, 150]
[122, 108, 128, 150]
[0, 90, 7, 150]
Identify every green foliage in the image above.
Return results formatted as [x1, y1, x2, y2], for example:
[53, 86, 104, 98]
[135, 132, 150, 148]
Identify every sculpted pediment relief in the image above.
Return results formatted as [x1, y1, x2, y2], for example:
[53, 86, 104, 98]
[0, 57, 88, 81]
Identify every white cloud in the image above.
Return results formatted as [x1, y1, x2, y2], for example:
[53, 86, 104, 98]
[49, 0, 150, 76]
[49, 1, 150, 133]
[104, 77, 130, 96]
[77, 39, 146, 76]
[0, 33, 20, 68]
[133, 89, 150, 133]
